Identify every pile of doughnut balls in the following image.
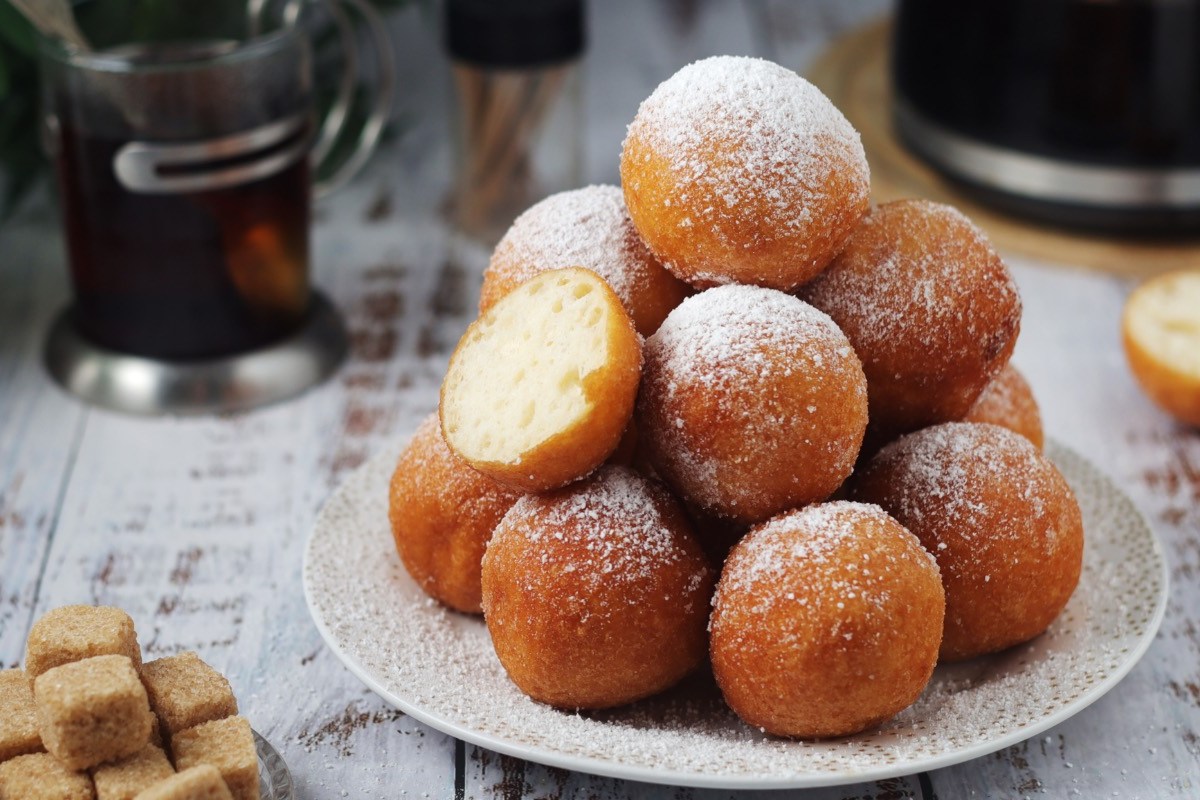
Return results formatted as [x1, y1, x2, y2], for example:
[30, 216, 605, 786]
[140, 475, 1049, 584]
[389, 56, 1084, 738]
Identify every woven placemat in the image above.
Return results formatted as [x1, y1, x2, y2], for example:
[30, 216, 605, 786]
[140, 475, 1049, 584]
[807, 19, 1200, 277]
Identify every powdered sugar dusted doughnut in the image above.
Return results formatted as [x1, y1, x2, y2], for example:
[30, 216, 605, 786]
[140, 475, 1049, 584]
[710, 502, 944, 738]
[637, 285, 868, 524]
[620, 56, 869, 291]
[388, 414, 521, 613]
[801, 199, 1022, 442]
[964, 364, 1044, 449]
[480, 186, 691, 336]
[481, 466, 714, 710]
[851, 422, 1083, 662]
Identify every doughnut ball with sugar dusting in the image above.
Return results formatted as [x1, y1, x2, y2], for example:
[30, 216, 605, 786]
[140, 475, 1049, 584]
[620, 56, 869, 291]
[800, 199, 1022, 443]
[963, 364, 1044, 449]
[851, 422, 1083, 662]
[481, 466, 714, 710]
[480, 185, 692, 336]
[637, 284, 868, 524]
[388, 414, 522, 614]
[710, 502, 944, 738]
[441, 268, 642, 492]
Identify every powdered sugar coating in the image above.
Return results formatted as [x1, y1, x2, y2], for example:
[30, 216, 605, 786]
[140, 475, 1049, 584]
[638, 285, 867, 522]
[856, 423, 1059, 558]
[714, 502, 938, 626]
[710, 502, 943, 737]
[486, 465, 710, 598]
[480, 465, 714, 708]
[801, 198, 1022, 438]
[620, 56, 869, 290]
[481, 186, 689, 335]
[852, 422, 1084, 661]
[304, 439, 1166, 786]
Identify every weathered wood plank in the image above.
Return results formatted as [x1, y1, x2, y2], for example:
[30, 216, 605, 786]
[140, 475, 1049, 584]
[464, 749, 926, 800]
[0, 205, 88, 667]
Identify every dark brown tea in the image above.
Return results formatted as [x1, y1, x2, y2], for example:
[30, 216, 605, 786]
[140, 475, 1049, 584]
[55, 123, 311, 360]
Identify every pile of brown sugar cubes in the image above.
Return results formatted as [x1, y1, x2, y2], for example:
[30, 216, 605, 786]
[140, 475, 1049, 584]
[0, 605, 259, 800]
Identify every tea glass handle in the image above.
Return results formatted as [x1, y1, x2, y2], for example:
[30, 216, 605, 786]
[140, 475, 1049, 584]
[256, 0, 396, 198]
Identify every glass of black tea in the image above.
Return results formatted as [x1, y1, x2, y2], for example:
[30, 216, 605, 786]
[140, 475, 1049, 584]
[39, 1, 391, 360]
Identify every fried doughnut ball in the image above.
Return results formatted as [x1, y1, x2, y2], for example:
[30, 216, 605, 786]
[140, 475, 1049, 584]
[710, 502, 944, 738]
[388, 414, 521, 613]
[480, 186, 691, 336]
[852, 422, 1083, 661]
[964, 364, 1044, 449]
[800, 199, 1022, 441]
[637, 285, 868, 524]
[620, 56, 869, 291]
[481, 466, 714, 709]
[441, 268, 642, 492]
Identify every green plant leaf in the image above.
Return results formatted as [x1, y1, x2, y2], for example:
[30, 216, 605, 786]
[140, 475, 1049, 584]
[0, 2, 39, 56]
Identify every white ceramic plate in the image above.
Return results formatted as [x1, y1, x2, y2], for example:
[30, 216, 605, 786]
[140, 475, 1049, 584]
[303, 439, 1168, 790]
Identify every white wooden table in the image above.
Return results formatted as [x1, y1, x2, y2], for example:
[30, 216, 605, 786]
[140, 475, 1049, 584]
[2, 2, 1198, 797]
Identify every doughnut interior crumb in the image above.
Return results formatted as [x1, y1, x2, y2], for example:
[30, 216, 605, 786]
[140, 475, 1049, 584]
[442, 269, 617, 465]
[1124, 270, 1200, 380]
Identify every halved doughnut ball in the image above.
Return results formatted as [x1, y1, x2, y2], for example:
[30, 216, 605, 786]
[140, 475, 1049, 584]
[620, 56, 869, 291]
[481, 466, 714, 709]
[800, 199, 1022, 441]
[637, 285, 868, 524]
[480, 185, 691, 336]
[441, 268, 642, 492]
[852, 422, 1083, 662]
[710, 502, 944, 738]
[388, 414, 521, 613]
[1122, 269, 1200, 427]
[963, 364, 1044, 449]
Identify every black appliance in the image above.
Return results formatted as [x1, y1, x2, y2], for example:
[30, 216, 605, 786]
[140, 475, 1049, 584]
[892, 0, 1200, 233]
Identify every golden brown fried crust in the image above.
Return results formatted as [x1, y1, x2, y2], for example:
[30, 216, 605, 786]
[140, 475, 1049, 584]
[851, 423, 1083, 661]
[635, 288, 868, 524]
[710, 503, 944, 738]
[963, 364, 1044, 449]
[801, 199, 1022, 442]
[481, 466, 715, 709]
[389, 415, 522, 613]
[620, 132, 868, 292]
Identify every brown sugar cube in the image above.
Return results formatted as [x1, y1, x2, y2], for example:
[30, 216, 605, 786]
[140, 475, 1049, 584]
[92, 744, 174, 800]
[141, 653, 238, 736]
[133, 765, 232, 800]
[25, 606, 142, 683]
[0, 752, 94, 799]
[0, 669, 43, 761]
[34, 655, 154, 771]
[149, 717, 165, 749]
[170, 717, 256, 800]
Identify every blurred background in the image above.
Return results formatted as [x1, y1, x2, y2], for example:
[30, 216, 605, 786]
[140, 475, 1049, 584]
[1, 0, 889, 230]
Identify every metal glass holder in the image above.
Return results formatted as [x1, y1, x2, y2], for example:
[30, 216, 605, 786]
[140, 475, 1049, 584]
[44, 291, 347, 416]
